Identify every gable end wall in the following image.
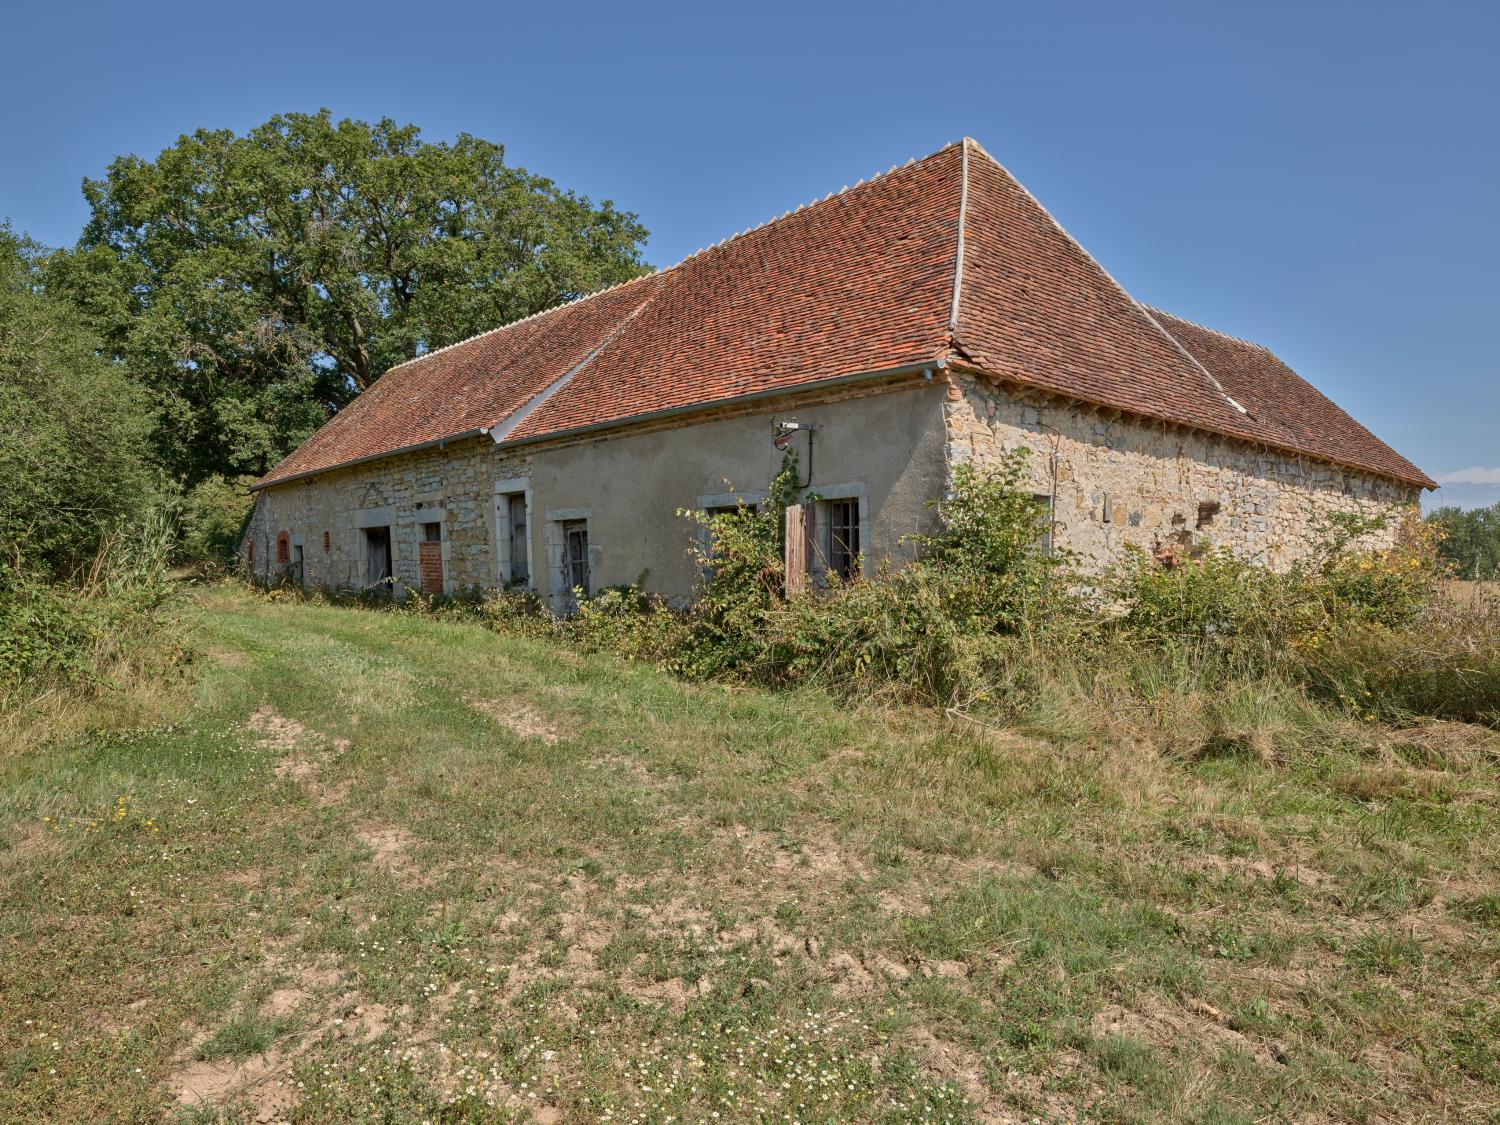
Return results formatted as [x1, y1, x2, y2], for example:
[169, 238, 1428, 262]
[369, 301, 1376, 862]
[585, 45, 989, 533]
[943, 371, 1419, 568]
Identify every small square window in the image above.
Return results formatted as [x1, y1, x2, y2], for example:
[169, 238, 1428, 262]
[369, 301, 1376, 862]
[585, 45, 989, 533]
[423, 521, 442, 543]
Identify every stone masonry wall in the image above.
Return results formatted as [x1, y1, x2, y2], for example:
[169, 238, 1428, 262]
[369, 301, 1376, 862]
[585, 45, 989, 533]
[243, 437, 530, 594]
[243, 376, 949, 600]
[942, 370, 1419, 570]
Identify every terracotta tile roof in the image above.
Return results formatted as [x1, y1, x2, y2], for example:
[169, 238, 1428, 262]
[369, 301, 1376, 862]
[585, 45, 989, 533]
[257, 274, 665, 485]
[951, 140, 1432, 487]
[258, 138, 1431, 490]
[501, 146, 961, 441]
[1148, 310, 1434, 487]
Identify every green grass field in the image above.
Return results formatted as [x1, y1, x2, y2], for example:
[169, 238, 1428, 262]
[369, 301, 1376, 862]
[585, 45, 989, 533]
[2, 583, 1497, 1123]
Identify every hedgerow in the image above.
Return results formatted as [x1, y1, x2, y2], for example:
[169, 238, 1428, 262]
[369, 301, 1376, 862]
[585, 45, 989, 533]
[549, 451, 1495, 729]
[248, 449, 1497, 734]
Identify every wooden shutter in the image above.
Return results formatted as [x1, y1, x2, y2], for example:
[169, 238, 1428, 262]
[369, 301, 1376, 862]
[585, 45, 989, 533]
[784, 503, 812, 597]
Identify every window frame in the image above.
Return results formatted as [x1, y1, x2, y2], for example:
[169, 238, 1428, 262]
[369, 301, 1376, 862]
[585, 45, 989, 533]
[1032, 492, 1055, 554]
[808, 483, 868, 585]
[544, 507, 592, 614]
[826, 498, 861, 582]
[493, 477, 533, 590]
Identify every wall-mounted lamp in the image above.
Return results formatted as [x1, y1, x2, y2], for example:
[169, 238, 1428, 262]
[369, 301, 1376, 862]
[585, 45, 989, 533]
[772, 419, 818, 487]
[772, 419, 816, 451]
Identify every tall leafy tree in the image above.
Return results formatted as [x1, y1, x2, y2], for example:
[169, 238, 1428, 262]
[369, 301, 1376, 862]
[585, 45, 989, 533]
[0, 224, 157, 578]
[1429, 503, 1500, 580]
[50, 111, 650, 483]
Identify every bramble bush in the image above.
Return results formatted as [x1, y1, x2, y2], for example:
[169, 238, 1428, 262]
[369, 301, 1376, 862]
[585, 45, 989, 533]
[1, 507, 183, 723]
[565, 453, 1492, 727]
[253, 447, 1496, 731]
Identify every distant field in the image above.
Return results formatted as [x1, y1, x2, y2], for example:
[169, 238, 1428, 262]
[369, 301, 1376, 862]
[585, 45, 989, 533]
[1446, 580, 1500, 612]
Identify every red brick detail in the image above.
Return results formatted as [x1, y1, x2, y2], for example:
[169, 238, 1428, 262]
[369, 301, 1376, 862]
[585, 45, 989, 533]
[418, 541, 443, 595]
[275, 532, 290, 566]
[323, 530, 330, 552]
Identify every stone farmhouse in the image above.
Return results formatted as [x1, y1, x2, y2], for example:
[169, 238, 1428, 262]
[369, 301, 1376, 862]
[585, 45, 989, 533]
[245, 138, 1432, 608]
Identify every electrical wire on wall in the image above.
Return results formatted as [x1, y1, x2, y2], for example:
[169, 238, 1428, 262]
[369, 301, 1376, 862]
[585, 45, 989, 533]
[1039, 423, 1064, 553]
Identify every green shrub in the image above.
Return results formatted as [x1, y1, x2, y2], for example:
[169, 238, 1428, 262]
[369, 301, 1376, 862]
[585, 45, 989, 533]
[1298, 612, 1500, 726]
[570, 587, 688, 664]
[0, 224, 159, 581]
[673, 464, 799, 679]
[180, 475, 258, 565]
[1313, 508, 1443, 627]
[910, 457, 1063, 632]
[0, 506, 182, 716]
[1110, 547, 1326, 653]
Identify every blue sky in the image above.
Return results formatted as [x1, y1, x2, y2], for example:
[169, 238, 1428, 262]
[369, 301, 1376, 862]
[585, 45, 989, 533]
[4, 1, 1496, 508]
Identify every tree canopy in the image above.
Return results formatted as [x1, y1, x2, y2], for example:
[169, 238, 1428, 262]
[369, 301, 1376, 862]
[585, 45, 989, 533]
[0, 224, 158, 579]
[1428, 503, 1500, 581]
[49, 110, 650, 484]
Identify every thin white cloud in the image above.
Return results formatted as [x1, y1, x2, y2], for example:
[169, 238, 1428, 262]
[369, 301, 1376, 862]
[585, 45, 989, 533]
[1435, 466, 1500, 486]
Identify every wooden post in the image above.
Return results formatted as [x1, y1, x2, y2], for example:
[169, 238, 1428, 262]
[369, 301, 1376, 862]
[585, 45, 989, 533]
[784, 503, 809, 597]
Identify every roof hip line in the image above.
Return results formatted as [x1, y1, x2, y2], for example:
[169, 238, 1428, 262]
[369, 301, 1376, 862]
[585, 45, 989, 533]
[948, 138, 969, 332]
[964, 137, 1256, 425]
[485, 282, 664, 444]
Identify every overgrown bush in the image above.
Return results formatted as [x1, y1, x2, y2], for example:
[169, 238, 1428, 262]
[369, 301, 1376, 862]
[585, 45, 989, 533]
[1314, 508, 1444, 627]
[1110, 547, 1325, 651]
[1, 507, 184, 732]
[1298, 609, 1500, 726]
[0, 224, 159, 580]
[179, 475, 258, 565]
[671, 464, 798, 679]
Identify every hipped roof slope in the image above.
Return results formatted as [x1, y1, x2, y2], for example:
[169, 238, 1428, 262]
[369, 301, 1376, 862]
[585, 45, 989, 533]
[258, 140, 1431, 490]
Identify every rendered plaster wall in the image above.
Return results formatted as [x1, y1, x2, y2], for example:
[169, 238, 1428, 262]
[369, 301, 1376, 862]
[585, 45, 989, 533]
[942, 371, 1419, 570]
[245, 378, 950, 603]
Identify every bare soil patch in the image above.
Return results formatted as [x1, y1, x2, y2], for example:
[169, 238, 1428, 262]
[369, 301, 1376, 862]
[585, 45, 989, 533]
[170, 1048, 297, 1123]
[247, 707, 307, 753]
[357, 824, 422, 879]
[1190, 852, 1330, 888]
[1091, 997, 1281, 1067]
[469, 697, 564, 743]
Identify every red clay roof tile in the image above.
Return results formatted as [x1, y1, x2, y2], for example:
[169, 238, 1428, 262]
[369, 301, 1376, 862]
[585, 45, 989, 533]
[257, 139, 1430, 490]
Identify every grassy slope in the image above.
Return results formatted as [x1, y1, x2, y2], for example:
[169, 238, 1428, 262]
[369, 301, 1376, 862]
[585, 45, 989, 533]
[1, 584, 1496, 1124]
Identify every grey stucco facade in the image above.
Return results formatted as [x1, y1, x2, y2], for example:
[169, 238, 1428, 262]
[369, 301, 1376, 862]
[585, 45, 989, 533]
[244, 376, 952, 607]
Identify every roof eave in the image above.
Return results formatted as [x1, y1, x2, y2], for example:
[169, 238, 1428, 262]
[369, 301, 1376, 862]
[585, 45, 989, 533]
[950, 361, 1433, 491]
[251, 428, 488, 492]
